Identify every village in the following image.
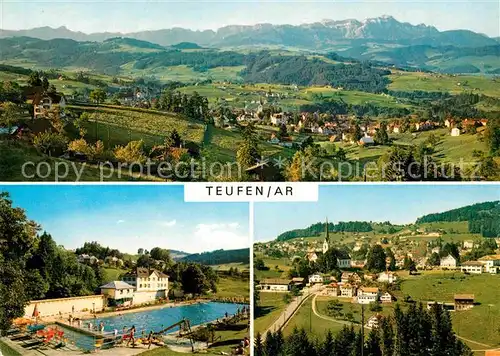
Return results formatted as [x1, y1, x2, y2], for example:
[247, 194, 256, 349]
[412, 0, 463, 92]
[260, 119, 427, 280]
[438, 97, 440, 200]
[253, 193, 500, 353]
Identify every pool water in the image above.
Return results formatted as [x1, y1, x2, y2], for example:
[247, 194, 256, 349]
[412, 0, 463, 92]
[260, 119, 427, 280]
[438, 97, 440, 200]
[54, 325, 96, 352]
[93, 302, 245, 335]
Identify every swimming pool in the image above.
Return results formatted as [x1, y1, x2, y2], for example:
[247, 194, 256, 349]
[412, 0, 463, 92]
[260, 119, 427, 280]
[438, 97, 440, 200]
[92, 302, 245, 335]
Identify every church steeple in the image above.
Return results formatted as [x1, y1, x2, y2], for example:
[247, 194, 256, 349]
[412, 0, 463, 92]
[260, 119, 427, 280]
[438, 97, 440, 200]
[322, 217, 330, 254]
[325, 217, 329, 242]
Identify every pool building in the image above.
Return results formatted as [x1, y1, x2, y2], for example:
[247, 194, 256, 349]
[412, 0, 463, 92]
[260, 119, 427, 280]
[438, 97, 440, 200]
[100, 268, 169, 306]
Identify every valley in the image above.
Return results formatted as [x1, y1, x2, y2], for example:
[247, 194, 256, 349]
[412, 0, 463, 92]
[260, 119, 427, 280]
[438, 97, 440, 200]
[0, 16, 499, 182]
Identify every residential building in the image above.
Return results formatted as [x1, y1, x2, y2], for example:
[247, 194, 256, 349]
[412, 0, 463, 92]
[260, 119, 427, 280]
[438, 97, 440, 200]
[291, 277, 306, 289]
[309, 274, 324, 284]
[271, 113, 287, 126]
[259, 278, 291, 292]
[440, 254, 458, 268]
[378, 272, 398, 284]
[337, 257, 351, 269]
[460, 261, 484, 274]
[366, 314, 383, 329]
[451, 127, 461, 136]
[325, 283, 339, 297]
[478, 255, 500, 274]
[341, 272, 362, 284]
[359, 135, 375, 146]
[100, 281, 135, 306]
[380, 292, 396, 303]
[454, 294, 474, 311]
[26, 89, 67, 119]
[463, 240, 475, 250]
[121, 267, 169, 304]
[357, 287, 380, 304]
[339, 283, 356, 298]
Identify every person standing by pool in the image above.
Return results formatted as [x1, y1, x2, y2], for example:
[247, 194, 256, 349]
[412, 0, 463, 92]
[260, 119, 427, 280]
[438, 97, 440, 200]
[147, 331, 154, 349]
[126, 325, 136, 347]
[99, 322, 104, 333]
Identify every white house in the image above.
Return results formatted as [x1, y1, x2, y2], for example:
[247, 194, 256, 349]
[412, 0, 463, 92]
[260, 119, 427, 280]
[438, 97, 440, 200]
[271, 113, 287, 126]
[463, 241, 475, 250]
[366, 314, 383, 329]
[309, 274, 324, 284]
[31, 92, 67, 119]
[460, 261, 484, 274]
[339, 284, 356, 298]
[357, 287, 380, 304]
[451, 127, 461, 136]
[121, 268, 169, 304]
[440, 254, 458, 269]
[259, 278, 291, 292]
[100, 281, 135, 306]
[478, 255, 500, 274]
[337, 256, 351, 269]
[378, 272, 398, 284]
[380, 292, 396, 303]
[359, 135, 375, 145]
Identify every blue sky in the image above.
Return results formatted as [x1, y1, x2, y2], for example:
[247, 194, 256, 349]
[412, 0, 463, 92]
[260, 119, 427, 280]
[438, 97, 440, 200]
[0, 185, 249, 254]
[1, 0, 499, 37]
[254, 185, 500, 242]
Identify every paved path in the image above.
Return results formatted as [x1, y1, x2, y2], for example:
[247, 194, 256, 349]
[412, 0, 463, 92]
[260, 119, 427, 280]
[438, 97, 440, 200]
[263, 285, 321, 338]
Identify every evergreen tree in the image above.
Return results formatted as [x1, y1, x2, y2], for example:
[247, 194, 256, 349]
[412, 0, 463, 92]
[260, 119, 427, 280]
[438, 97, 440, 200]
[255, 332, 264, 356]
[379, 317, 394, 356]
[320, 330, 335, 356]
[393, 304, 408, 356]
[285, 328, 314, 356]
[365, 329, 382, 356]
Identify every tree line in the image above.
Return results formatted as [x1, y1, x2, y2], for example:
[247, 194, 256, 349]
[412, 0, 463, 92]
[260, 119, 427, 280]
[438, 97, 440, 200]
[277, 222, 373, 242]
[180, 248, 250, 265]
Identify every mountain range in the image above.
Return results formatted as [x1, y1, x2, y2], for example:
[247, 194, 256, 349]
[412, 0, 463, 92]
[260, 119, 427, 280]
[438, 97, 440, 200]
[1, 16, 498, 49]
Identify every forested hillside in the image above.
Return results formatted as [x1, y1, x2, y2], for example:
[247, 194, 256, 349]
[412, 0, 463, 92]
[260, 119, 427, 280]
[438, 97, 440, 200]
[276, 221, 374, 242]
[416, 201, 499, 223]
[416, 201, 500, 238]
[243, 55, 391, 93]
[180, 248, 250, 265]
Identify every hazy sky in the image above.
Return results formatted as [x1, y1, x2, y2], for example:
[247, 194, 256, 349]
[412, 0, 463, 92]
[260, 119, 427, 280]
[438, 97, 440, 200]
[254, 185, 500, 242]
[1, 0, 499, 37]
[1, 185, 249, 254]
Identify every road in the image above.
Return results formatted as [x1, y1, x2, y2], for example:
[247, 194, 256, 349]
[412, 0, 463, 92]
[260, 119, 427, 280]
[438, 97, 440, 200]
[263, 284, 321, 338]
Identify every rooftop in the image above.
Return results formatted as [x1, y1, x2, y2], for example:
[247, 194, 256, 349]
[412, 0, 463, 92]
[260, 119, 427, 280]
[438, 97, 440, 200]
[454, 294, 474, 300]
[100, 281, 136, 290]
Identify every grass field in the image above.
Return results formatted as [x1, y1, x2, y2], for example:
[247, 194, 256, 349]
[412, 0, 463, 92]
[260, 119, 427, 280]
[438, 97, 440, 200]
[211, 263, 250, 272]
[102, 267, 128, 283]
[69, 105, 206, 145]
[388, 71, 500, 98]
[300, 87, 410, 108]
[0, 140, 141, 181]
[255, 292, 288, 334]
[213, 276, 249, 300]
[282, 297, 354, 338]
[120, 64, 245, 83]
[400, 272, 500, 347]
